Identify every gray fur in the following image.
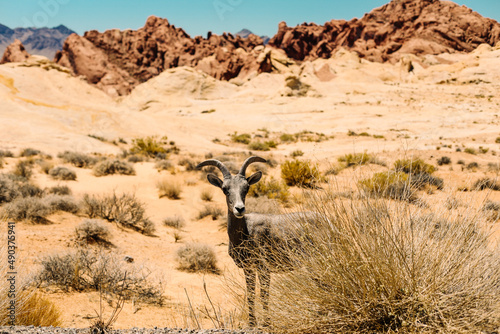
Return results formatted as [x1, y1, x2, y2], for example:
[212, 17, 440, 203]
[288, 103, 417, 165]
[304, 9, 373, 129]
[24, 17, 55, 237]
[197, 156, 316, 326]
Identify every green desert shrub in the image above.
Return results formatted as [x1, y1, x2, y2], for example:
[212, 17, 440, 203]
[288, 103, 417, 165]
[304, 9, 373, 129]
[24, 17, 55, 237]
[81, 192, 155, 235]
[290, 150, 304, 158]
[130, 136, 168, 158]
[93, 159, 135, 177]
[394, 158, 435, 175]
[57, 151, 98, 168]
[248, 177, 290, 202]
[281, 160, 321, 188]
[231, 132, 252, 144]
[248, 141, 271, 151]
[49, 167, 77, 181]
[338, 153, 372, 167]
[176, 243, 219, 273]
[280, 133, 297, 143]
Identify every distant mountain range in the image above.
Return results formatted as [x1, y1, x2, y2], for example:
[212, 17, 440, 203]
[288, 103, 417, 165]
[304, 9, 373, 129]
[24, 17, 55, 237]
[236, 29, 270, 44]
[0, 24, 75, 59]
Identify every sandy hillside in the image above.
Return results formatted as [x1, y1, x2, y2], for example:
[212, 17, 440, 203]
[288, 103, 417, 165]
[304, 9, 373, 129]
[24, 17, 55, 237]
[0, 45, 500, 329]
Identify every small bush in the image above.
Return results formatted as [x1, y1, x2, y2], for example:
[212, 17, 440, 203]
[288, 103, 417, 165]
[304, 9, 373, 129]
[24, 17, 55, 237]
[58, 151, 98, 168]
[473, 178, 500, 191]
[44, 195, 80, 214]
[163, 216, 185, 229]
[394, 158, 435, 175]
[281, 160, 321, 188]
[127, 155, 146, 163]
[18, 183, 44, 198]
[157, 178, 182, 199]
[496, 137, 500, 144]
[437, 156, 451, 166]
[290, 150, 304, 158]
[248, 177, 290, 202]
[0, 150, 14, 158]
[248, 141, 270, 151]
[81, 192, 154, 235]
[197, 205, 223, 220]
[338, 153, 372, 167]
[46, 185, 72, 196]
[410, 173, 444, 190]
[13, 160, 33, 180]
[285, 75, 310, 96]
[75, 219, 111, 244]
[280, 133, 297, 143]
[176, 243, 219, 273]
[0, 175, 21, 204]
[37, 249, 163, 305]
[464, 147, 477, 155]
[231, 132, 251, 144]
[49, 166, 77, 181]
[20, 148, 41, 157]
[200, 188, 213, 202]
[130, 136, 168, 158]
[360, 171, 417, 202]
[179, 157, 197, 171]
[155, 160, 172, 171]
[93, 159, 135, 177]
[3, 197, 52, 223]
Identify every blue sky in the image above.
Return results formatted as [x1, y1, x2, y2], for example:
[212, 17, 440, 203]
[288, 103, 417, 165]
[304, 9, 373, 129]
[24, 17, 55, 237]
[0, 1, 499, 37]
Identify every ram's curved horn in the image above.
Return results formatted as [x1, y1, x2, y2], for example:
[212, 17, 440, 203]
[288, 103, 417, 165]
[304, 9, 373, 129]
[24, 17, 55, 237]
[196, 159, 232, 179]
[239, 156, 267, 176]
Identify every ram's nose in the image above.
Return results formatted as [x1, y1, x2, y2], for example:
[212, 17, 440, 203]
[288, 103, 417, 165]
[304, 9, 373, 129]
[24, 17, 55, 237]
[234, 205, 246, 218]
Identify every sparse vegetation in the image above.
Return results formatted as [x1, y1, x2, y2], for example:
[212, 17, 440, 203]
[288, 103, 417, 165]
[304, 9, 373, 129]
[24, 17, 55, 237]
[20, 148, 41, 157]
[248, 141, 271, 151]
[75, 219, 111, 245]
[285, 75, 310, 97]
[127, 155, 146, 163]
[280, 133, 297, 143]
[338, 152, 372, 167]
[197, 205, 223, 220]
[179, 157, 198, 171]
[267, 192, 500, 333]
[473, 178, 500, 191]
[360, 171, 417, 202]
[44, 195, 80, 214]
[46, 185, 72, 196]
[130, 136, 168, 158]
[394, 158, 435, 175]
[0, 290, 62, 326]
[163, 216, 186, 229]
[49, 166, 77, 181]
[231, 132, 252, 144]
[157, 178, 182, 199]
[155, 160, 173, 171]
[176, 243, 219, 273]
[281, 160, 321, 188]
[37, 248, 163, 305]
[93, 159, 136, 177]
[0, 175, 21, 204]
[3, 197, 52, 223]
[496, 137, 500, 144]
[81, 192, 155, 235]
[58, 151, 98, 168]
[13, 160, 34, 180]
[437, 156, 451, 166]
[290, 150, 304, 158]
[464, 147, 477, 155]
[248, 177, 290, 203]
[466, 162, 480, 170]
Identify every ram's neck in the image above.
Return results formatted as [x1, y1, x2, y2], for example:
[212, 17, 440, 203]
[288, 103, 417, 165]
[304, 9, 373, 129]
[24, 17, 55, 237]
[227, 210, 248, 246]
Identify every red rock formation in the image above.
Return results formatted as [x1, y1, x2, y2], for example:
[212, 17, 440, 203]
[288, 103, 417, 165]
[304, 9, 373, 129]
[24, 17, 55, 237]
[54, 16, 266, 95]
[269, 0, 500, 63]
[1, 39, 30, 64]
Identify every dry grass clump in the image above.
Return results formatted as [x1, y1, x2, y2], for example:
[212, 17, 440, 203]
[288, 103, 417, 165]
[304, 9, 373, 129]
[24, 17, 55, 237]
[0, 149, 14, 158]
[81, 192, 155, 235]
[12, 160, 34, 180]
[437, 156, 451, 166]
[338, 153, 373, 167]
[93, 159, 136, 177]
[176, 243, 219, 273]
[163, 215, 186, 229]
[290, 150, 304, 158]
[394, 158, 435, 175]
[155, 159, 173, 171]
[127, 154, 146, 163]
[200, 188, 213, 202]
[179, 157, 198, 171]
[3, 195, 80, 223]
[266, 190, 500, 333]
[231, 132, 252, 145]
[248, 177, 290, 202]
[37, 248, 163, 305]
[49, 166, 77, 181]
[482, 200, 500, 221]
[197, 205, 224, 220]
[1, 291, 63, 326]
[58, 151, 98, 168]
[473, 178, 500, 191]
[248, 141, 272, 151]
[19, 148, 41, 157]
[281, 160, 321, 188]
[360, 171, 417, 202]
[75, 219, 111, 245]
[0, 174, 21, 204]
[46, 185, 72, 196]
[157, 178, 182, 199]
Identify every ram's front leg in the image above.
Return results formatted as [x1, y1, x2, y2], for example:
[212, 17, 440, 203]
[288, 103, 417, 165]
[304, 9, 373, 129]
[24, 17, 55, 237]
[258, 268, 271, 327]
[244, 268, 257, 327]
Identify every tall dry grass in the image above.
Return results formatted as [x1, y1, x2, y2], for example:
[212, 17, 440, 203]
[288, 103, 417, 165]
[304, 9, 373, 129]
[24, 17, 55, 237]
[262, 187, 500, 333]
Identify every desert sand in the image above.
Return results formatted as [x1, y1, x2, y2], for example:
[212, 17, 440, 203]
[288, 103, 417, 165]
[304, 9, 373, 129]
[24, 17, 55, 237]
[0, 44, 500, 329]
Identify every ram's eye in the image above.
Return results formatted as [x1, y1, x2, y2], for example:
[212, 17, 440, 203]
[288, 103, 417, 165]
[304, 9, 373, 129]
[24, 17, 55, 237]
[222, 187, 229, 195]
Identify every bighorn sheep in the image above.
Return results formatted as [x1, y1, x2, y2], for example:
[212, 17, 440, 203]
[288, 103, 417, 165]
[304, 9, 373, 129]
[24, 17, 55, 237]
[197, 156, 314, 326]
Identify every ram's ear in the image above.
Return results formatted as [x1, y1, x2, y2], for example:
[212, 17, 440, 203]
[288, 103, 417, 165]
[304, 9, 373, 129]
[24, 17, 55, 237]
[247, 171, 262, 186]
[207, 173, 223, 189]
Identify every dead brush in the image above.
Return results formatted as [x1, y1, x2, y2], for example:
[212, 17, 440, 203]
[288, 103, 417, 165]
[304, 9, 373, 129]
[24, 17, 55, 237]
[263, 187, 500, 333]
[157, 178, 182, 199]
